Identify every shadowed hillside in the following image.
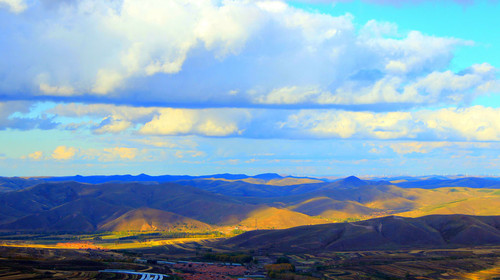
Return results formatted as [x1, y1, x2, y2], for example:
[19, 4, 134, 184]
[289, 197, 377, 220]
[394, 177, 500, 189]
[221, 214, 500, 252]
[1, 176, 500, 233]
[0, 182, 259, 232]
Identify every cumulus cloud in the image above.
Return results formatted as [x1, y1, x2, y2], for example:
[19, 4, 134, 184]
[21, 151, 44, 160]
[283, 105, 500, 141]
[49, 103, 156, 133]
[48, 146, 141, 162]
[39, 83, 75, 96]
[1, 0, 495, 109]
[27, 101, 500, 141]
[100, 147, 138, 161]
[52, 146, 77, 160]
[139, 108, 249, 136]
[93, 117, 133, 134]
[0, 0, 27, 13]
[284, 110, 415, 139]
[28, 151, 44, 160]
[417, 106, 500, 141]
[295, 0, 475, 6]
[49, 103, 250, 136]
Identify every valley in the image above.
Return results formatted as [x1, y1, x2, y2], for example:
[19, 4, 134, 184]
[0, 174, 500, 279]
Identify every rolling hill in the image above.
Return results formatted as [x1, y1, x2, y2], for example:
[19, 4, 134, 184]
[0, 181, 260, 232]
[99, 208, 212, 232]
[237, 207, 328, 229]
[0, 181, 330, 232]
[288, 197, 378, 220]
[221, 214, 500, 252]
[1, 175, 499, 233]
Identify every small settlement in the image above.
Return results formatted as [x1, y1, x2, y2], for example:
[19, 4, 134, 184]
[135, 259, 266, 280]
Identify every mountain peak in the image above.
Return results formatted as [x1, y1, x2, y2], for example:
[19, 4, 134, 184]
[341, 176, 366, 186]
[253, 173, 283, 180]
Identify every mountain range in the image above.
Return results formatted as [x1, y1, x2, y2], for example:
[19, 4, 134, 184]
[0, 174, 499, 233]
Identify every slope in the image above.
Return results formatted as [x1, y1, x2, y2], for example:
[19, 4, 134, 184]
[99, 208, 211, 232]
[238, 207, 328, 230]
[221, 214, 500, 253]
[0, 181, 261, 231]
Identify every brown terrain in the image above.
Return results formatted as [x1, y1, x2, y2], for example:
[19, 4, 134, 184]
[0, 175, 499, 279]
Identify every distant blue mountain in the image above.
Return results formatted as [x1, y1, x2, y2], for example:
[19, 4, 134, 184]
[39, 173, 285, 184]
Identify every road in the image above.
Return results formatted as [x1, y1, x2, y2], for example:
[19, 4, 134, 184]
[99, 269, 168, 279]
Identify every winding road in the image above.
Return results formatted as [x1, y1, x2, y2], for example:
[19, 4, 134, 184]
[100, 269, 168, 279]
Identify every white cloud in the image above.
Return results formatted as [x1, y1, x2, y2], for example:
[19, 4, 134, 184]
[2, 0, 493, 109]
[417, 106, 500, 141]
[28, 151, 43, 160]
[0, 0, 26, 13]
[140, 109, 196, 135]
[93, 117, 133, 134]
[284, 105, 500, 141]
[388, 142, 451, 155]
[174, 150, 205, 159]
[48, 103, 249, 136]
[52, 146, 77, 160]
[85, 0, 264, 94]
[49, 103, 156, 134]
[253, 62, 498, 105]
[39, 83, 75, 96]
[49, 103, 156, 120]
[294, 0, 477, 6]
[139, 108, 248, 136]
[285, 110, 414, 138]
[92, 70, 124, 95]
[101, 147, 138, 161]
[57, 146, 142, 162]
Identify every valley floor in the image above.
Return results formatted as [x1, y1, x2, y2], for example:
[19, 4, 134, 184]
[1, 239, 500, 279]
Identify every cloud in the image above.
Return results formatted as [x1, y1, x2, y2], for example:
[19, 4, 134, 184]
[49, 146, 141, 162]
[52, 146, 77, 160]
[49, 103, 156, 120]
[294, 0, 476, 6]
[174, 150, 205, 159]
[22, 101, 500, 141]
[93, 117, 133, 134]
[385, 141, 496, 155]
[388, 142, 451, 155]
[0, 0, 27, 13]
[283, 105, 500, 141]
[48, 103, 250, 136]
[101, 147, 138, 161]
[417, 106, 500, 141]
[28, 151, 44, 160]
[0, 101, 31, 128]
[1, 0, 495, 109]
[49, 103, 156, 133]
[0, 101, 58, 131]
[139, 108, 249, 136]
[39, 83, 75, 96]
[284, 110, 415, 139]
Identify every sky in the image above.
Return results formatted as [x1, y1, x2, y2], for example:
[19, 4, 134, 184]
[0, 0, 499, 177]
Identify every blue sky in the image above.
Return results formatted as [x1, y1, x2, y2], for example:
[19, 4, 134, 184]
[0, 0, 499, 177]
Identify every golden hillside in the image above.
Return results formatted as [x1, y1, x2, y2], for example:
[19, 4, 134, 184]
[238, 207, 328, 230]
[99, 207, 212, 232]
